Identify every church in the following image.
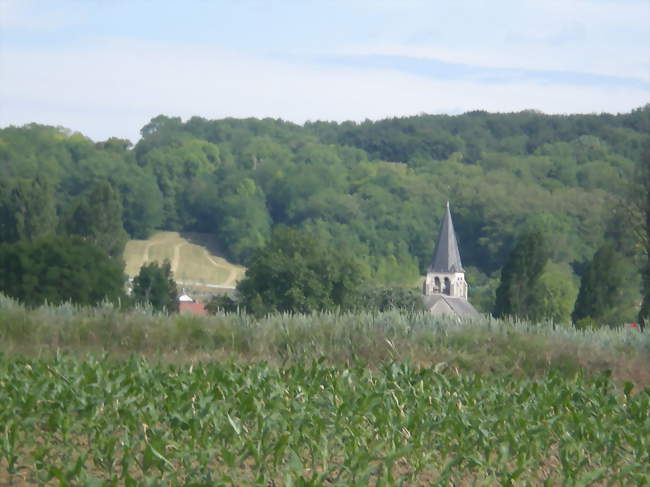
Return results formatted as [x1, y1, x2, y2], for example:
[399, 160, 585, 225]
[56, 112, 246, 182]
[422, 202, 480, 318]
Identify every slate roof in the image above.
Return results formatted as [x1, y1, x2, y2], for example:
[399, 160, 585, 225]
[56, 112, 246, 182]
[429, 201, 464, 273]
[422, 294, 480, 318]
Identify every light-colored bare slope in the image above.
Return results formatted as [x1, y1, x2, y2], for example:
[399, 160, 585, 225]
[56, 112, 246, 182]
[123, 231, 245, 288]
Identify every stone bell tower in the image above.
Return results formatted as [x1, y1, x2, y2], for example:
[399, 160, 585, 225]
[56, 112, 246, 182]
[422, 201, 478, 317]
[423, 201, 468, 299]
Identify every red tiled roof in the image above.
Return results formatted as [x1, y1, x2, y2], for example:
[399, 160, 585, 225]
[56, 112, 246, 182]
[179, 301, 208, 315]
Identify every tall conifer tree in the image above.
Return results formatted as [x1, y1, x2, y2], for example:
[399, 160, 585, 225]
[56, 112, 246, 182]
[639, 142, 650, 330]
[494, 230, 548, 321]
[572, 244, 624, 327]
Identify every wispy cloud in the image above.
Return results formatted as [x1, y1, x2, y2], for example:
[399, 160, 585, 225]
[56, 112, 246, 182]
[0, 0, 86, 31]
[335, 40, 649, 83]
[0, 0, 648, 141]
[329, 0, 650, 81]
[309, 54, 649, 88]
[2, 39, 647, 142]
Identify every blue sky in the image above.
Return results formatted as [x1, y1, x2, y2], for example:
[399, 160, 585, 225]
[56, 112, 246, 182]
[1, 0, 649, 142]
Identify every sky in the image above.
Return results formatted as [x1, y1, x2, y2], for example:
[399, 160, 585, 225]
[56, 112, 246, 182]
[1, 0, 649, 142]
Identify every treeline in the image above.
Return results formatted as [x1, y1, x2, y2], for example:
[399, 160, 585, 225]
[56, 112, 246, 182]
[1, 106, 649, 321]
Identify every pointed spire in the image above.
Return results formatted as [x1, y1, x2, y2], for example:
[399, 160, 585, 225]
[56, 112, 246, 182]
[429, 201, 464, 273]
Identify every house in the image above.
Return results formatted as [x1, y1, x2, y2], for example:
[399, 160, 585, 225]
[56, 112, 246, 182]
[422, 201, 480, 318]
[178, 292, 208, 315]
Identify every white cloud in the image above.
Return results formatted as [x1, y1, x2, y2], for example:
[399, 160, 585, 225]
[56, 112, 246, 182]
[0, 0, 84, 31]
[331, 0, 650, 81]
[337, 43, 649, 82]
[1, 39, 648, 142]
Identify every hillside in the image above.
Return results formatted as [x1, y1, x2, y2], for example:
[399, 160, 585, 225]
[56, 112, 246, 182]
[123, 231, 245, 290]
[1, 106, 648, 318]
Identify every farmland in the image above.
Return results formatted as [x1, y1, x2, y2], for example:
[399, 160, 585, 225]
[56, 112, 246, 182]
[1, 296, 649, 485]
[1, 355, 648, 486]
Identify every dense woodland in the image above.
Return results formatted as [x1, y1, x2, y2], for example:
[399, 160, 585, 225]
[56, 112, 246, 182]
[0, 106, 649, 322]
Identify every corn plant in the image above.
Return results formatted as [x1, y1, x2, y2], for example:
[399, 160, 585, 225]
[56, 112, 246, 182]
[0, 355, 648, 485]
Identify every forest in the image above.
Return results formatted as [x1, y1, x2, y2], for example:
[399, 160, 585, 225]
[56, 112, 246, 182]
[0, 105, 649, 323]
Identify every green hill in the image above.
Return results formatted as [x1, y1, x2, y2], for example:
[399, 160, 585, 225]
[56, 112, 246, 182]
[2, 107, 648, 317]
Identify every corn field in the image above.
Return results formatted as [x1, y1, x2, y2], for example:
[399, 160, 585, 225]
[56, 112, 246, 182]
[1, 295, 649, 484]
[1, 354, 648, 486]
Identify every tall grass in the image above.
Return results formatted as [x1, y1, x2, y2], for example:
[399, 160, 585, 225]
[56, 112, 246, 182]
[1, 294, 648, 384]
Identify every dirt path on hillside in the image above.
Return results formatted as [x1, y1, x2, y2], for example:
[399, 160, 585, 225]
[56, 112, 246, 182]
[223, 267, 241, 286]
[142, 241, 154, 264]
[204, 250, 241, 286]
[131, 232, 242, 286]
[171, 243, 185, 274]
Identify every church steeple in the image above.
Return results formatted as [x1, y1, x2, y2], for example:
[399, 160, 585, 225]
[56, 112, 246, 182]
[429, 201, 464, 273]
[422, 201, 480, 317]
[423, 201, 468, 299]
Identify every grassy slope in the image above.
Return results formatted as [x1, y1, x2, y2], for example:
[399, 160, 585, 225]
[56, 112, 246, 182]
[123, 231, 245, 288]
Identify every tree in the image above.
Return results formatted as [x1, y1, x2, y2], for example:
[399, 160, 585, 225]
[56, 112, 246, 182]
[112, 165, 164, 239]
[572, 244, 626, 328]
[0, 179, 13, 241]
[0, 177, 57, 243]
[494, 230, 549, 321]
[205, 294, 238, 314]
[216, 178, 271, 263]
[64, 181, 128, 258]
[236, 226, 367, 315]
[0, 236, 125, 307]
[136, 135, 221, 228]
[639, 142, 650, 329]
[534, 262, 578, 324]
[357, 286, 426, 313]
[132, 260, 179, 312]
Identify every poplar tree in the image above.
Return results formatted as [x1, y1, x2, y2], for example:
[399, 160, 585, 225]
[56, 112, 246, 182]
[639, 142, 650, 330]
[572, 244, 624, 328]
[494, 230, 549, 321]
